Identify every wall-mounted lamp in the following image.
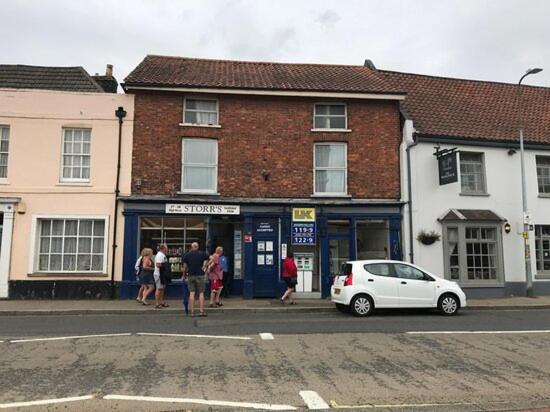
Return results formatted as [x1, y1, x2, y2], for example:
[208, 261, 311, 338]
[261, 170, 270, 181]
[504, 221, 511, 234]
[507, 149, 517, 156]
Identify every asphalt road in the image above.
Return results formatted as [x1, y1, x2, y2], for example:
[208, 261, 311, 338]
[1, 308, 550, 339]
[1, 309, 550, 411]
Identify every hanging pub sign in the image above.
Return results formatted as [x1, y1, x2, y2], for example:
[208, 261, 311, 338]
[434, 147, 458, 185]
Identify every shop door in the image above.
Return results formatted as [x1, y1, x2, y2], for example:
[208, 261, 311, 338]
[253, 219, 279, 297]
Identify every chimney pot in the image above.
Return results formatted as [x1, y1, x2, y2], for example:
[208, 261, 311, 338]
[106, 64, 113, 77]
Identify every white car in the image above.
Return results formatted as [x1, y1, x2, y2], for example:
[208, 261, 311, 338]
[331, 260, 467, 316]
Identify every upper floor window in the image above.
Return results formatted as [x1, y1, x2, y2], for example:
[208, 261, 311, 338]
[181, 138, 218, 193]
[313, 104, 347, 130]
[184, 98, 219, 126]
[0, 126, 9, 179]
[536, 156, 550, 195]
[314, 143, 347, 195]
[460, 152, 486, 194]
[535, 225, 550, 273]
[61, 128, 91, 182]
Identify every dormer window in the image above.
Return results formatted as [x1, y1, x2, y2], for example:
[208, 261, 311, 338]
[184, 98, 218, 126]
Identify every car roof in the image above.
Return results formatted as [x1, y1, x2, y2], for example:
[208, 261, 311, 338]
[348, 260, 409, 264]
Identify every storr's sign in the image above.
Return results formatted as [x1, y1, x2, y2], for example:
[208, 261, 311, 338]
[438, 152, 458, 185]
[166, 204, 240, 215]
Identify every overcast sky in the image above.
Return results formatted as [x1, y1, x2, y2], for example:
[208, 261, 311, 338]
[3, 0, 550, 87]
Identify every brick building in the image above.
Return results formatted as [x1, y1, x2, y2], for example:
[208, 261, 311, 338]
[120, 55, 406, 299]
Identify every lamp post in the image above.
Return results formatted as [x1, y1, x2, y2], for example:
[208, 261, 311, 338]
[518, 68, 542, 297]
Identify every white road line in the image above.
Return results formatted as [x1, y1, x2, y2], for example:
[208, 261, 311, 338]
[0, 395, 94, 409]
[259, 333, 274, 340]
[103, 394, 296, 410]
[136, 332, 251, 340]
[299, 390, 330, 410]
[10, 333, 132, 343]
[407, 330, 550, 335]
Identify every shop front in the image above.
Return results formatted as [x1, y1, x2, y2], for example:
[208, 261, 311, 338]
[120, 198, 402, 299]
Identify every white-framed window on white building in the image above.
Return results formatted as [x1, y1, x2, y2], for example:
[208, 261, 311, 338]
[61, 128, 91, 182]
[0, 126, 9, 179]
[535, 225, 550, 274]
[459, 152, 486, 194]
[536, 156, 550, 195]
[181, 138, 218, 193]
[183, 98, 219, 126]
[34, 217, 107, 273]
[313, 103, 347, 130]
[314, 143, 347, 195]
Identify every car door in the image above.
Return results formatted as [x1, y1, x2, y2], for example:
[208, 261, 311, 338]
[393, 263, 436, 307]
[362, 263, 400, 307]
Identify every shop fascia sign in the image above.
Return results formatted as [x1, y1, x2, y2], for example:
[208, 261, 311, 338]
[165, 204, 240, 215]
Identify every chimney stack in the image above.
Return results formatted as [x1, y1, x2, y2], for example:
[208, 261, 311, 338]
[106, 64, 113, 77]
[364, 59, 376, 70]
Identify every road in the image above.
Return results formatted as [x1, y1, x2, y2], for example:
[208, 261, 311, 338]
[1, 309, 550, 411]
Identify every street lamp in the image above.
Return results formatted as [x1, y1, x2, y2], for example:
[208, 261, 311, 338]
[518, 67, 542, 297]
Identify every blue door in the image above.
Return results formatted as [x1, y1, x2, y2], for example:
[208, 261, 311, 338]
[253, 219, 279, 297]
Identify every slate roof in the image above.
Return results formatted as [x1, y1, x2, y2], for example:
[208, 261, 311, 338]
[0, 65, 104, 92]
[380, 70, 550, 144]
[124, 55, 405, 95]
[439, 209, 504, 222]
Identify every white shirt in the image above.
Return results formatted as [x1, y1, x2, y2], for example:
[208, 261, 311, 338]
[154, 251, 167, 276]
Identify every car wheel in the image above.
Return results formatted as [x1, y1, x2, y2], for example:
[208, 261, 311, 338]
[438, 294, 459, 316]
[351, 294, 374, 317]
[335, 303, 349, 314]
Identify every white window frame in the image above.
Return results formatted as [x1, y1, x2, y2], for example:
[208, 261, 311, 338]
[182, 97, 219, 127]
[60, 127, 92, 183]
[28, 214, 109, 275]
[536, 156, 550, 195]
[535, 225, 550, 274]
[459, 151, 487, 195]
[0, 125, 9, 181]
[312, 103, 348, 131]
[313, 142, 348, 196]
[180, 138, 218, 194]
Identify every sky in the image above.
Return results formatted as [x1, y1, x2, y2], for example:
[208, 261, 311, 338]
[2, 0, 550, 87]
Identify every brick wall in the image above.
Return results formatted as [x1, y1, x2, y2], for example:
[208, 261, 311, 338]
[131, 91, 402, 199]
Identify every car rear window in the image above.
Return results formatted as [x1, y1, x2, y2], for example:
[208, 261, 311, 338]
[364, 263, 392, 277]
[338, 263, 353, 276]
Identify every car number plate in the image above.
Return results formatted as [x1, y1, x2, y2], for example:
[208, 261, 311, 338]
[334, 288, 341, 295]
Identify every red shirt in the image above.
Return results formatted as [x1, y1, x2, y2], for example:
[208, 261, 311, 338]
[282, 257, 297, 278]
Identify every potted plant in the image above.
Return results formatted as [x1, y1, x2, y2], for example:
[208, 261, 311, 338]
[417, 230, 441, 245]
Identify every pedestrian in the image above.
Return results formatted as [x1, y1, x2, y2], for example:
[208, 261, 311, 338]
[220, 251, 230, 297]
[154, 244, 169, 309]
[281, 251, 298, 305]
[208, 246, 224, 307]
[182, 242, 209, 317]
[136, 248, 155, 305]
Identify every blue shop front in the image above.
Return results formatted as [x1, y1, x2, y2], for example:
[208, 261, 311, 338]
[120, 198, 403, 299]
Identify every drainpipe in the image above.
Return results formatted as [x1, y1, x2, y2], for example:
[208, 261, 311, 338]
[406, 140, 418, 263]
[111, 106, 127, 298]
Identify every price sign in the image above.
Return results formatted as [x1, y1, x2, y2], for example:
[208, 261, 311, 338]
[291, 222, 316, 245]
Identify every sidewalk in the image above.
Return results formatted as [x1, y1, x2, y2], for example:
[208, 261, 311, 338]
[1, 295, 550, 316]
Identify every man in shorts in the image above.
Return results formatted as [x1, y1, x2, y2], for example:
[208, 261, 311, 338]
[154, 244, 168, 309]
[182, 242, 209, 317]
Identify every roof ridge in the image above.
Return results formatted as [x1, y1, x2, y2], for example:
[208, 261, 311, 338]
[145, 54, 372, 69]
[379, 69, 550, 90]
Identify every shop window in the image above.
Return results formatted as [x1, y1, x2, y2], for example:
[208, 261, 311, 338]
[535, 225, 550, 273]
[443, 224, 502, 284]
[536, 156, 550, 195]
[184, 98, 219, 125]
[314, 143, 347, 195]
[313, 103, 347, 129]
[356, 220, 389, 260]
[459, 152, 486, 194]
[139, 216, 207, 278]
[0, 126, 9, 179]
[181, 138, 218, 193]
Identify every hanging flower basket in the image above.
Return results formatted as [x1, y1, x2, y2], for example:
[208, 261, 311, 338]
[417, 230, 441, 245]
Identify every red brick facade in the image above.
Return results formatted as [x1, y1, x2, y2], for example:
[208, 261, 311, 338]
[131, 91, 402, 199]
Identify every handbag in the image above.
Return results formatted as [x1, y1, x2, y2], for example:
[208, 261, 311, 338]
[160, 260, 172, 285]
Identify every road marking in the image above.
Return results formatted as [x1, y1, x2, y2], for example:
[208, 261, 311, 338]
[10, 333, 132, 343]
[299, 390, 330, 410]
[330, 400, 473, 409]
[0, 395, 94, 408]
[406, 330, 550, 335]
[136, 332, 251, 340]
[103, 394, 296, 410]
[259, 333, 274, 340]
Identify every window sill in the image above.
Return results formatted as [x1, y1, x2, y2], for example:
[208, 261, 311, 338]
[179, 123, 221, 129]
[0, 179, 9, 185]
[535, 274, 550, 280]
[457, 282, 504, 288]
[57, 181, 92, 187]
[311, 128, 352, 133]
[28, 272, 108, 278]
[177, 191, 220, 196]
[459, 192, 490, 197]
[538, 193, 550, 198]
[310, 193, 351, 198]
